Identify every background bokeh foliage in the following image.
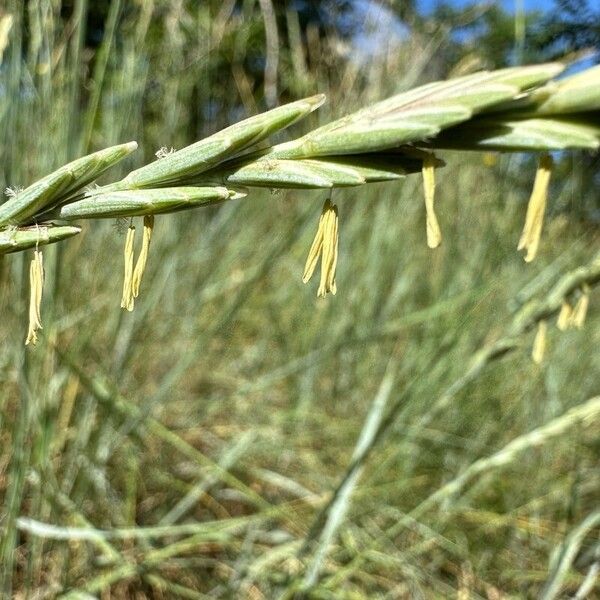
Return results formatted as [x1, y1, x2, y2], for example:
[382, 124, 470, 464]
[0, 0, 599, 597]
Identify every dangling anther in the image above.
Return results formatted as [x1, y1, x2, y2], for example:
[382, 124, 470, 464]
[303, 198, 339, 298]
[131, 215, 154, 299]
[518, 153, 553, 262]
[25, 247, 44, 346]
[120, 224, 136, 311]
[556, 300, 573, 331]
[570, 285, 590, 329]
[422, 153, 442, 249]
[531, 320, 547, 365]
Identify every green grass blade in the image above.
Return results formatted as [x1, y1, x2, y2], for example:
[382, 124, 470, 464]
[541, 511, 600, 600]
[302, 370, 396, 591]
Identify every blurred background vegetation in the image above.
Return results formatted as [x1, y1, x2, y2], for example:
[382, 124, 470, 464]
[0, 0, 599, 597]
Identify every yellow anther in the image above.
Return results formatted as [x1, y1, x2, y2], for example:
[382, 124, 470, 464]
[482, 152, 498, 168]
[132, 215, 154, 299]
[570, 286, 590, 329]
[25, 249, 44, 346]
[556, 300, 573, 331]
[120, 225, 136, 311]
[303, 198, 339, 298]
[422, 153, 442, 249]
[302, 210, 326, 284]
[518, 153, 553, 262]
[531, 320, 547, 365]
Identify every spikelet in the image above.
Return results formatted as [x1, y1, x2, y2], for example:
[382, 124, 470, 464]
[532, 320, 547, 365]
[302, 198, 339, 298]
[518, 153, 553, 262]
[132, 215, 154, 298]
[570, 285, 590, 329]
[120, 225, 136, 311]
[422, 153, 442, 249]
[25, 249, 44, 345]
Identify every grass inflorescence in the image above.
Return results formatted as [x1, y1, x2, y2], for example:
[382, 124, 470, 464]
[0, 2, 599, 598]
